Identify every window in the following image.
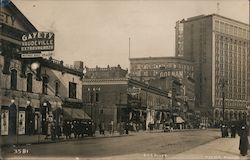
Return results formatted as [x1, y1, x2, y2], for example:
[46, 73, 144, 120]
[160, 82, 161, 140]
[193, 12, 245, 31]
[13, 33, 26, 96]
[10, 69, 17, 90]
[42, 76, 48, 94]
[55, 82, 59, 96]
[95, 92, 99, 102]
[27, 73, 33, 92]
[69, 82, 76, 98]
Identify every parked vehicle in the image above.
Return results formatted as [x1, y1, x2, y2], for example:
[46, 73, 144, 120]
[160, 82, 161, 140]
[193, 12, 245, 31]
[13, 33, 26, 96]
[163, 123, 171, 132]
[80, 119, 95, 137]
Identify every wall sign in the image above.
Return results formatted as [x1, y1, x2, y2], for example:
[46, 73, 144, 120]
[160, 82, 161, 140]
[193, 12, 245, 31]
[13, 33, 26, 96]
[20, 32, 55, 54]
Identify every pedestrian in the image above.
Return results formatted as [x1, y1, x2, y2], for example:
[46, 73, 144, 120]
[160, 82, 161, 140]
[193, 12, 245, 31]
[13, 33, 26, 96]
[109, 121, 114, 135]
[239, 121, 249, 156]
[63, 121, 71, 139]
[101, 122, 105, 135]
[230, 123, 236, 138]
[125, 122, 129, 135]
[73, 120, 78, 138]
[221, 123, 226, 138]
[225, 124, 229, 137]
[99, 123, 102, 135]
[51, 121, 56, 141]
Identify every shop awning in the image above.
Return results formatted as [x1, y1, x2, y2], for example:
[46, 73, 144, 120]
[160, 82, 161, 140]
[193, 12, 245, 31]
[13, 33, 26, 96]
[176, 116, 185, 123]
[63, 107, 91, 120]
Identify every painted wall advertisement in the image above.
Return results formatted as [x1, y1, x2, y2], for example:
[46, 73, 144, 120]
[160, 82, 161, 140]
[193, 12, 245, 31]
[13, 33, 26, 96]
[1, 110, 9, 135]
[18, 111, 26, 135]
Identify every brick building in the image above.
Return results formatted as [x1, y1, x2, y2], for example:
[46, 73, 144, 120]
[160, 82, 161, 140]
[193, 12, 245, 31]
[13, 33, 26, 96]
[129, 56, 194, 82]
[83, 66, 170, 131]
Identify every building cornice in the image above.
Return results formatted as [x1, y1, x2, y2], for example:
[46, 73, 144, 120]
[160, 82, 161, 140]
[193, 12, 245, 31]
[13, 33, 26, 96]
[83, 78, 129, 85]
[129, 56, 193, 64]
[184, 14, 248, 26]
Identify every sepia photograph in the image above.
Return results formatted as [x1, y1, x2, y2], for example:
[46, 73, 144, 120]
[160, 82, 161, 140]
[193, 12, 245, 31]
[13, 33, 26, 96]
[0, 0, 250, 159]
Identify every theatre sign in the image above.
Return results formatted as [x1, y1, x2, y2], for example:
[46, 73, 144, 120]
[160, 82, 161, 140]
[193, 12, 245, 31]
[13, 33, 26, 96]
[20, 32, 55, 58]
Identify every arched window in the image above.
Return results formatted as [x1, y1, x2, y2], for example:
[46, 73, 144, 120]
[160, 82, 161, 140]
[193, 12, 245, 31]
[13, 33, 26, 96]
[10, 69, 17, 90]
[27, 73, 33, 92]
[42, 76, 48, 94]
[55, 81, 59, 96]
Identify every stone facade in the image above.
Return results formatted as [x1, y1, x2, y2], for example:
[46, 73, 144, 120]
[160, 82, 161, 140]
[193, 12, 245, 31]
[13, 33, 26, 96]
[178, 14, 249, 124]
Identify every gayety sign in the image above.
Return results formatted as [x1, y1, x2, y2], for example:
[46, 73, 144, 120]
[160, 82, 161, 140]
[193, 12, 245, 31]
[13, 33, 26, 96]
[20, 32, 55, 53]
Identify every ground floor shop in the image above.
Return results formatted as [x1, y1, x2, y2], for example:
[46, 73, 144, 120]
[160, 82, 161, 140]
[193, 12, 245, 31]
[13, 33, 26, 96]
[0, 93, 74, 137]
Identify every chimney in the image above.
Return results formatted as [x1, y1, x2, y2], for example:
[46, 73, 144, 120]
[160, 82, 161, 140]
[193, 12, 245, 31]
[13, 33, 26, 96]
[73, 61, 84, 70]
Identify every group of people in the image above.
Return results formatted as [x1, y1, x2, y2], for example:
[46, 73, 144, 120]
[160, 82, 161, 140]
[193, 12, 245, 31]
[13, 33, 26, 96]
[62, 120, 95, 139]
[221, 120, 249, 156]
[45, 120, 95, 140]
[220, 123, 236, 138]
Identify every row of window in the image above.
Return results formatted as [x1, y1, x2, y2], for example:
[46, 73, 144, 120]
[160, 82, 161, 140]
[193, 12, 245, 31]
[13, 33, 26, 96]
[215, 99, 247, 107]
[214, 20, 249, 39]
[9, 69, 77, 99]
[131, 63, 193, 71]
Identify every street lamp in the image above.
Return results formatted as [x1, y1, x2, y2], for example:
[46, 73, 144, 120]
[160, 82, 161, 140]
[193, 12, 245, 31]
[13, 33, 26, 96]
[219, 78, 228, 123]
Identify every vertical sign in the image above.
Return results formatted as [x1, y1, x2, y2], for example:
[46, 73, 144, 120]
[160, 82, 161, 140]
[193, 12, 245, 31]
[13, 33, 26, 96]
[1, 110, 9, 135]
[18, 111, 25, 135]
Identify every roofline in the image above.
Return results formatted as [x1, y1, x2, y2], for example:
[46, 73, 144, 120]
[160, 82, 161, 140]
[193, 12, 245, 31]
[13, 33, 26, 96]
[130, 56, 192, 61]
[184, 13, 249, 26]
[8, 1, 38, 32]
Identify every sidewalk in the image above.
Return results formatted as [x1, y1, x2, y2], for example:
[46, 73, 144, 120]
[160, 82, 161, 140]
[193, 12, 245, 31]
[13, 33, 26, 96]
[1, 129, 200, 147]
[169, 136, 250, 160]
[0, 131, 129, 147]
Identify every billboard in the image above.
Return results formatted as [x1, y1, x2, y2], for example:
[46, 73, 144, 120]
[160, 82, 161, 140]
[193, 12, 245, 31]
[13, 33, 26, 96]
[21, 32, 55, 53]
[18, 111, 26, 135]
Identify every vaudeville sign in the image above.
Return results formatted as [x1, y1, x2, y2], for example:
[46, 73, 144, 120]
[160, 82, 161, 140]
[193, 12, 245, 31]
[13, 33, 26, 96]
[21, 32, 55, 53]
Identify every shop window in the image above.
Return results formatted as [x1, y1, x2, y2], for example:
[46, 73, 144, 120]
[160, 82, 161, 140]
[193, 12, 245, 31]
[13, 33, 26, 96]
[27, 73, 33, 92]
[69, 82, 76, 98]
[95, 92, 99, 102]
[10, 69, 17, 90]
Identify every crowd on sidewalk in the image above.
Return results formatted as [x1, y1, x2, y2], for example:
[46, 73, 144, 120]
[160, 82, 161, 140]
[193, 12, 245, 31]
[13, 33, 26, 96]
[220, 119, 249, 156]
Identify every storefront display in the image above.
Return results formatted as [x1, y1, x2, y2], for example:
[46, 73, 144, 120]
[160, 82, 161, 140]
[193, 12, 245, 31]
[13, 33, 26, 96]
[1, 110, 9, 135]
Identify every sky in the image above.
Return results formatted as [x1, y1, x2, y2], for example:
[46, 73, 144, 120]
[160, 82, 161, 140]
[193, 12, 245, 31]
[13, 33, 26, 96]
[12, 0, 249, 69]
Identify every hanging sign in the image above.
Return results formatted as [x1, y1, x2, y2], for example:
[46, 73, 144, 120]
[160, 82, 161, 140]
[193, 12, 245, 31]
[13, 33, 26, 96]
[20, 32, 55, 53]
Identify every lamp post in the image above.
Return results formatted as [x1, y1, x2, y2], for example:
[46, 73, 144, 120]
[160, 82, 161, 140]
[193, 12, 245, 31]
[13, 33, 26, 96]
[219, 78, 227, 123]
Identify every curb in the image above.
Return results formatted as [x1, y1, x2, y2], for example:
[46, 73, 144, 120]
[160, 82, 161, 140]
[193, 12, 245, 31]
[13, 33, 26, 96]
[1, 134, 132, 148]
[1, 129, 217, 147]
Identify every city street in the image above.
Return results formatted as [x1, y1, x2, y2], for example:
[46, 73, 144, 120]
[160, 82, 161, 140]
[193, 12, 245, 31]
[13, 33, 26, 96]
[2, 129, 221, 159]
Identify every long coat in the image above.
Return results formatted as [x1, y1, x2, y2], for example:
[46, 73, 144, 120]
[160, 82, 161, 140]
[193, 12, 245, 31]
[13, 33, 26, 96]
[239, 126, 249, 156]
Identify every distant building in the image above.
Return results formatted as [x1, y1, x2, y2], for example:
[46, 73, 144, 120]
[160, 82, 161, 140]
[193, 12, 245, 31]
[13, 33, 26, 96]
[129, 56, 194, 82]
[85, 65, 128, 79]
[177, 14, 249, 124]
[83, 65, 170, 130]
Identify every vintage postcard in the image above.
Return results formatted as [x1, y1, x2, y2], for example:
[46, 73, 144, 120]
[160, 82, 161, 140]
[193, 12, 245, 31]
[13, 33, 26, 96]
[0, 0, 249, 159]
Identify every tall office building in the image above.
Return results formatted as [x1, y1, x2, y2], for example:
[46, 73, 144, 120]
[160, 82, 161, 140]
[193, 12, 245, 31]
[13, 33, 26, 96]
[176, 14, 250, 123]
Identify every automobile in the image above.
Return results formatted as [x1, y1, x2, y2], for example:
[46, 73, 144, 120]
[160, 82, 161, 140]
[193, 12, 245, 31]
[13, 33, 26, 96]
[163, 123, 171, 132]
[80, 119, 95, 136]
